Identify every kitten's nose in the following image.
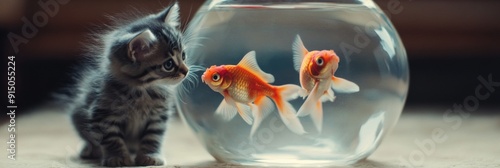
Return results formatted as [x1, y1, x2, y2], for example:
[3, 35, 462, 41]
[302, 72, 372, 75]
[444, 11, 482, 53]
[178, 64, 188, 76]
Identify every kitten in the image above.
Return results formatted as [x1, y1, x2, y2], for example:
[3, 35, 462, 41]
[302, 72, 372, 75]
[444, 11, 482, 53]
[69, 3, 187, 167]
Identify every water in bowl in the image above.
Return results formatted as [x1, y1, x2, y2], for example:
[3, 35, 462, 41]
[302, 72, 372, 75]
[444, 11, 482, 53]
[177, 1, 408, 166]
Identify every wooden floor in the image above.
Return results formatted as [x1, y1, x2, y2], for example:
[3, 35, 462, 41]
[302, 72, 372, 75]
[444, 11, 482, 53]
[0, 108, 499, 168]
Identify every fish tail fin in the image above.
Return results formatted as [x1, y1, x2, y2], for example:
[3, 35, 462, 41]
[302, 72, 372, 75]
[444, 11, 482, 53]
[272, 84, 306, 135]
[249, 104, 261, 138]
[312, 101, 323, 132]
[250, 97, 275, 138]
[297, 83, 324, 132]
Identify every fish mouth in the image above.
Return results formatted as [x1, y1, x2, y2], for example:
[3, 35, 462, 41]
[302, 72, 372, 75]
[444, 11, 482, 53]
[201, 71, 207, 83]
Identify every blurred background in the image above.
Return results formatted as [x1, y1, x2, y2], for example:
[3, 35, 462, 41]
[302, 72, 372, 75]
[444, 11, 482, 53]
[1, 0, 499, 116]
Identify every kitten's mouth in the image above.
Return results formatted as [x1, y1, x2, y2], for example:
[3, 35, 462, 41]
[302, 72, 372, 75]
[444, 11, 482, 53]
[167, 75, 186, 85]
[179, 73, 187, 80]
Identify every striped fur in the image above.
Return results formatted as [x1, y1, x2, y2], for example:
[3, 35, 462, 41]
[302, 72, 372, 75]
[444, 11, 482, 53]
[70, 3, 186, 167]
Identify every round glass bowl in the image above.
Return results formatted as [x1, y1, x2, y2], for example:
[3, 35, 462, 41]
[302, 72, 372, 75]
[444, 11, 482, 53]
[176, 0, 409, 166]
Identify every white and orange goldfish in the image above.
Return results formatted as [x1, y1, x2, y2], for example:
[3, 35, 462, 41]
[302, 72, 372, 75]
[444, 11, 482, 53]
[202, 51, 305, 136]
[292, 35, 360, 132]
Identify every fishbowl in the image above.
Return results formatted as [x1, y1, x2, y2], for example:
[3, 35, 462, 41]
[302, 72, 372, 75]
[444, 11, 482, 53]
[176, 0, 409, 166]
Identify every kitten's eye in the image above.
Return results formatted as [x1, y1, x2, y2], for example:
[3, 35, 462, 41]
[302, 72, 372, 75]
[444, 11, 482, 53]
[164, 59, 175, 72]
[316, 57, 324, 66]
[212, 73, 221, 82]
[182, 52, 186, 61]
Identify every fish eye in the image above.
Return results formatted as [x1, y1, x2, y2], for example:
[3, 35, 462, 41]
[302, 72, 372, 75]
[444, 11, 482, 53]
[212, 73, 221, 82]
[164, 59, 175, 72]
[316, 57, 324, 66]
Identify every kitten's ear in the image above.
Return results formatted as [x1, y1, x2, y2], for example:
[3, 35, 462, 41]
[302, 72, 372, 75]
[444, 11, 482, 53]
[158, 2, 180, 28]
[128, 29, 157, 62]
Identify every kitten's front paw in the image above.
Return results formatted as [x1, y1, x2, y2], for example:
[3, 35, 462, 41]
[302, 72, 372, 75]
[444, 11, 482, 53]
[135, 154, 164, 166]
[102, 156, 133, 167]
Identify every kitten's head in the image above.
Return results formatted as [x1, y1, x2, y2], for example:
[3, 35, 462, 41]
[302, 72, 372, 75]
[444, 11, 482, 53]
[109, 2, 188, 86]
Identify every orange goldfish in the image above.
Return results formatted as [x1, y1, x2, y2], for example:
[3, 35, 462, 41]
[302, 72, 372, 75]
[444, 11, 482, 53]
[202, 51, 305, 136]
[292, 35, 360, 132]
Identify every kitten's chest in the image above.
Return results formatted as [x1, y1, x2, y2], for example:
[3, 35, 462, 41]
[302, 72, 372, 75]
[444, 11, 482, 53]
[111, 87, 170, 134]
[122, 104, 167, 138]
[124, 112, 149, 138]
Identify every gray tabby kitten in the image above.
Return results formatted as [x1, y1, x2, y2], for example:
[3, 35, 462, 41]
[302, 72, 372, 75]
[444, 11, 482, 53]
[70, 3, 187, 167]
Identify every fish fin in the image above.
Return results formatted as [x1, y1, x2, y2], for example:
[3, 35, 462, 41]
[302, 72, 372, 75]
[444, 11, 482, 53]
[279, 84, 301, 101]
[273, 84, 306, 135]
[250, 96, 275, 138]
[298, 88, 308, 99]
[320, 88, 336, 102]
[222, 91, 253, 124]
[235, 103, 253, 125]
[311, 101, 323, 132]
[248, 103, 263, 138]
[257, 97, 275, 120]
[215, 99, 238, 121]
[297, 82, 323, 132]
[237, 51, 275, 83]
[293, 35, 308, 72]
[331, 77, 360, 93]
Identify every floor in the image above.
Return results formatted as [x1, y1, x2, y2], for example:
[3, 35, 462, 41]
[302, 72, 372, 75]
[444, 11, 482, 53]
[0, 108, 499, 168]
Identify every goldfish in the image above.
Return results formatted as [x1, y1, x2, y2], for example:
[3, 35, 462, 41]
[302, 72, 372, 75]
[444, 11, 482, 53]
[292, 35, 360, 132]
[202, 51, 305, 136]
